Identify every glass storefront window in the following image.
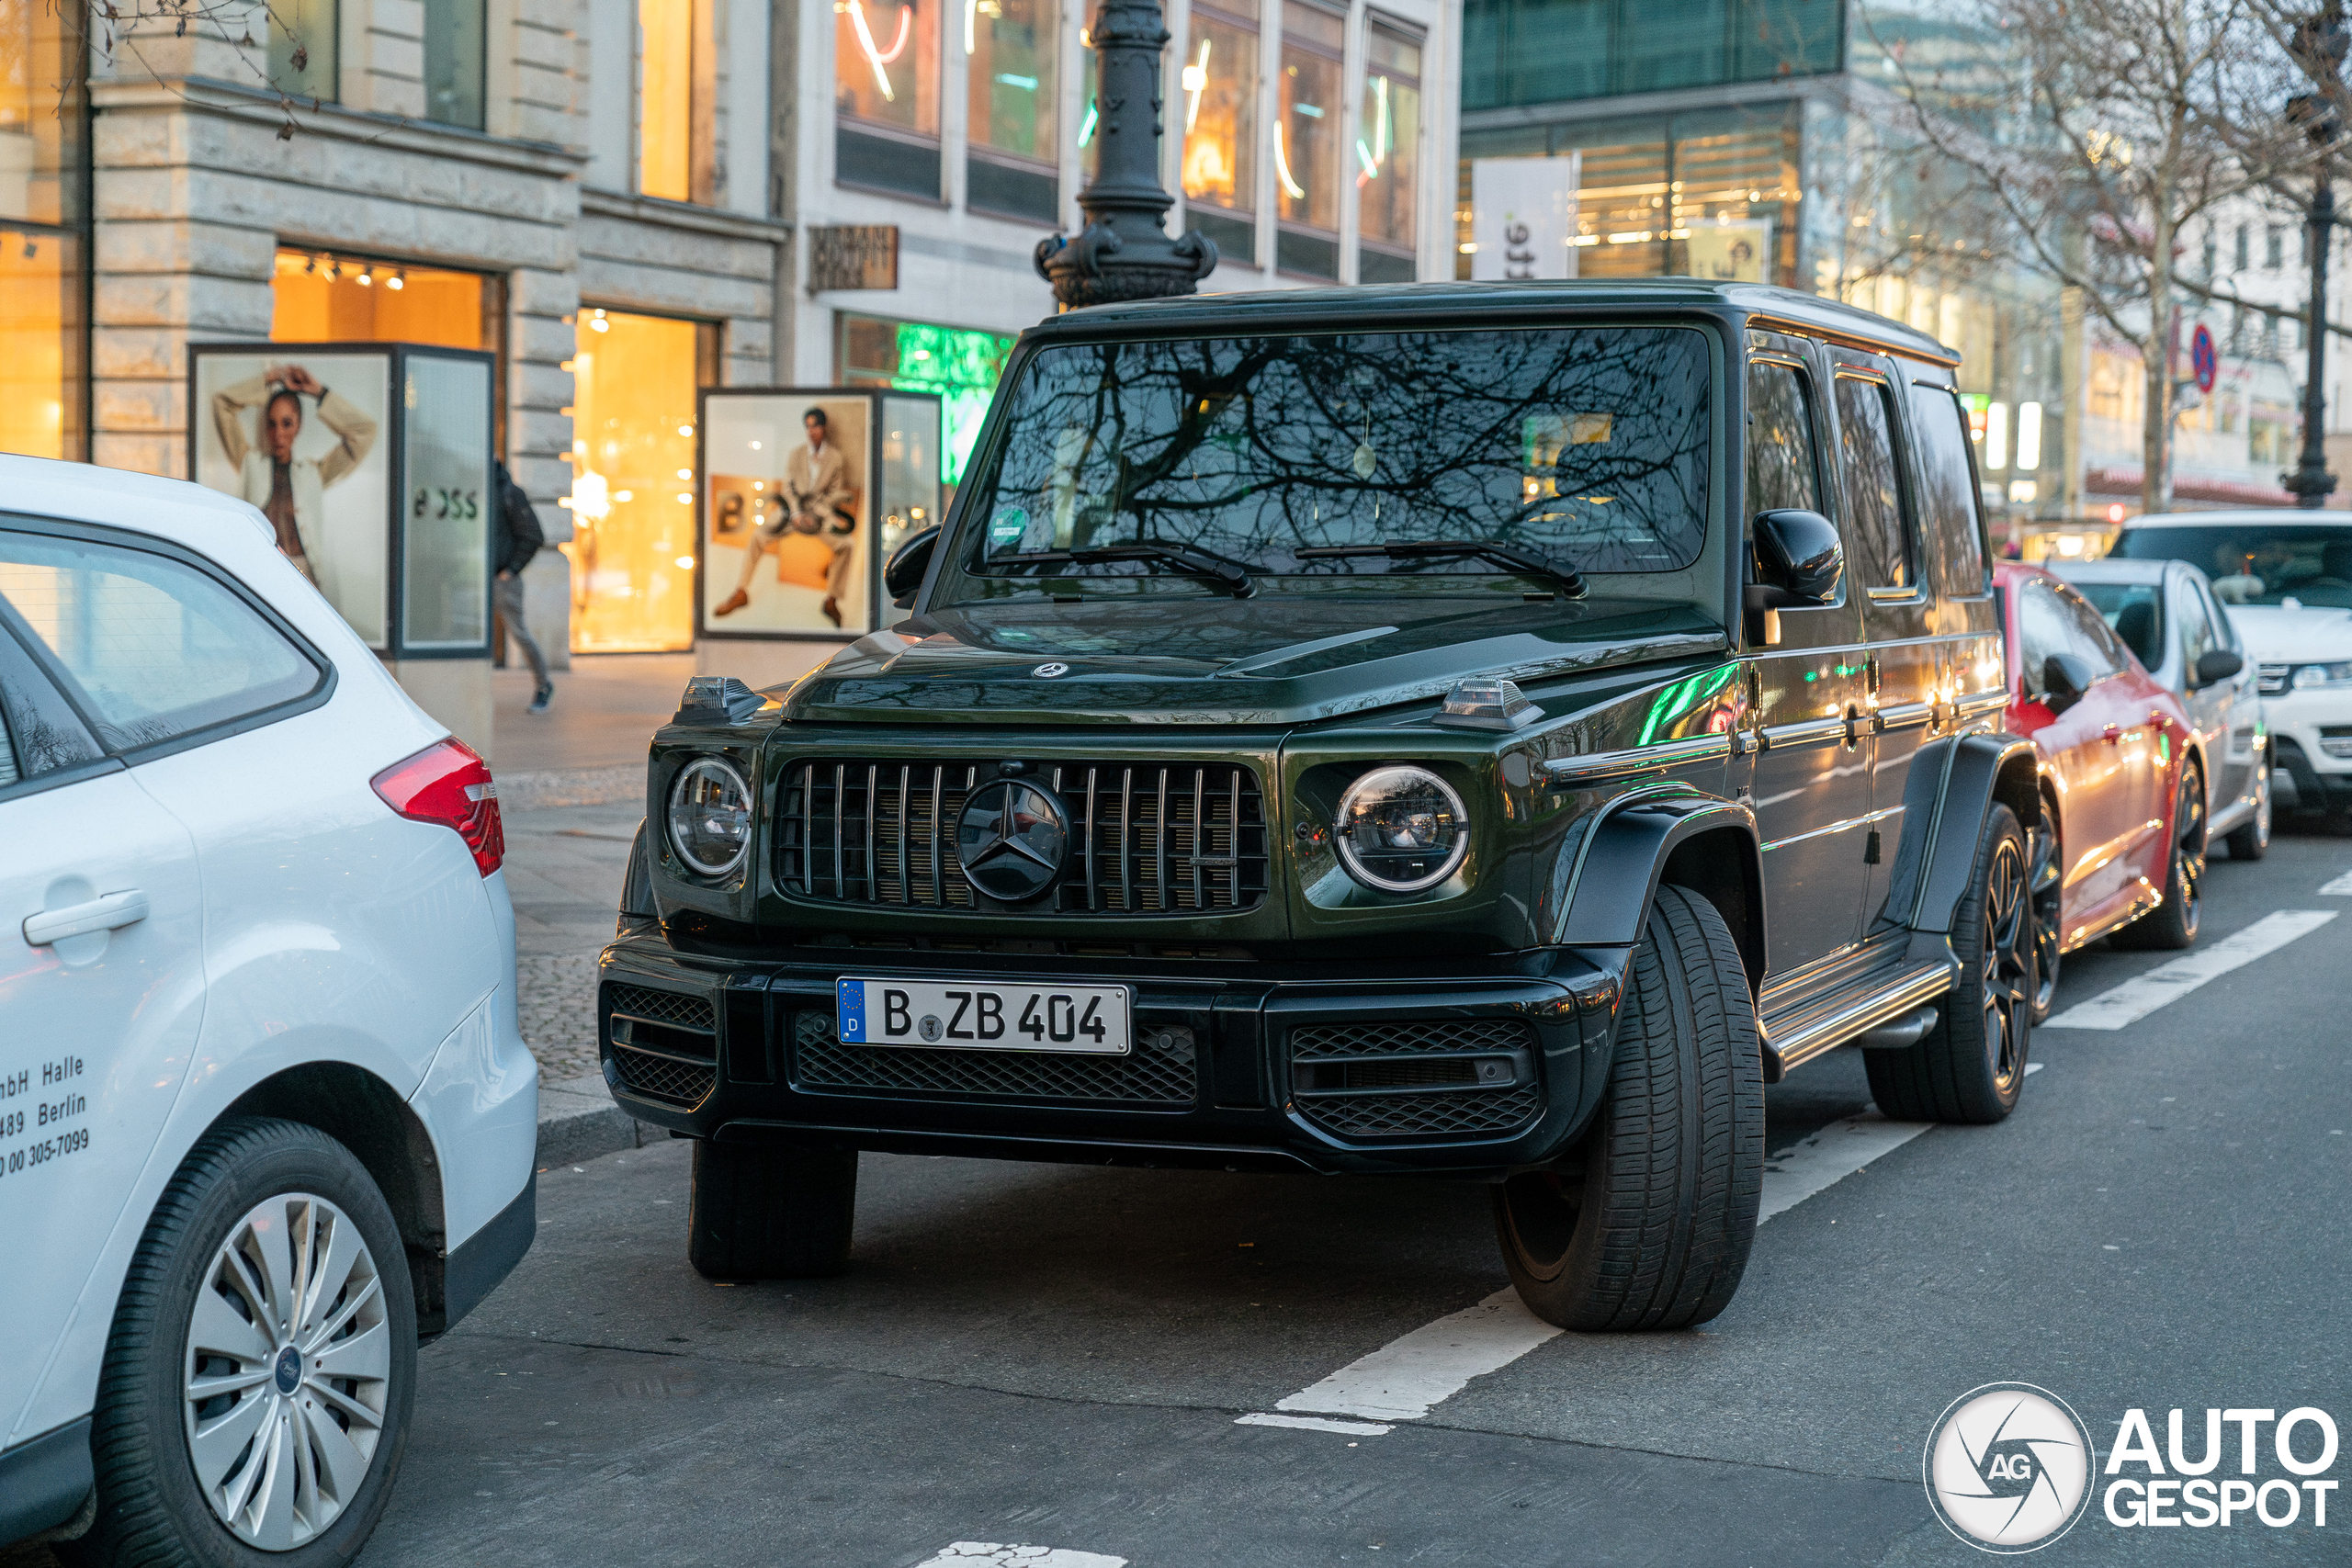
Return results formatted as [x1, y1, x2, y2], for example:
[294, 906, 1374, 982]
[642, 0, 718, 201]
[2, 0, 85, 459]
[566, 309, 707, 651]
[1277, 1, 1343, 276]
[968, 0, 1057, 162]
[271, 250, 492, 348]
[837, 0, 940, 135]
[838, 311, 1016, 489]
[268, 0, 339, 101]
[1357, 20, 1421, 281]
[1182, 2, 1259, 224]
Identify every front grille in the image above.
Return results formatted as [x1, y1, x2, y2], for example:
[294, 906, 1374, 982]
[609, 1044, 717, 1108]
[1289, 1017, 1542, 1142]
[1290, 1018, 1533, 1059]
[776, 760, 1268, 915]
[1303, 1088, 1544, 1138]
[2259, 663, 2290, 695]
[788, 1010, 1197, 1105]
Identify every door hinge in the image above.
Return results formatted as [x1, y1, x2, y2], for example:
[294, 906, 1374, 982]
[1864, 829, 1883, 865]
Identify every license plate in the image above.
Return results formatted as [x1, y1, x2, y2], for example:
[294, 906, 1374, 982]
[837, 977, 1132, 1055]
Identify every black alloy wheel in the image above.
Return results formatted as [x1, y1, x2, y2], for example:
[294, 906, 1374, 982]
[1865, 805, 2033, 1124]
[2027, 797, 2063, 1025]
[2112, 766, 2205, 951]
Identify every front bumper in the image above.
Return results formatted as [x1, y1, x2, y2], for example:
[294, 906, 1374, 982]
[2267, 691, 2352, 807]
[594, 937, 1628, 1177]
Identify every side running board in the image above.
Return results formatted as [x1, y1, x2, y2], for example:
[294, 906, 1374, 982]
[1758, 960, 1956, 1083]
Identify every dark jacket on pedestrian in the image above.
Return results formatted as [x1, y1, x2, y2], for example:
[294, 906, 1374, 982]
[492, 462, 545, 578]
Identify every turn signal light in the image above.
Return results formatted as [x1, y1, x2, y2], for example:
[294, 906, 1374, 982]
[371, 738, 504, 876]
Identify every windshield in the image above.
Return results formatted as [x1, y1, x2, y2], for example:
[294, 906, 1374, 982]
[2073, 581, 2165, 666]
[2113, 524, 2352, 608]
[944, 327, 1713, 598]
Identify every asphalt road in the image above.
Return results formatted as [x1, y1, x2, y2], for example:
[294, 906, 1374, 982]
[17, 829, 2351, 1567]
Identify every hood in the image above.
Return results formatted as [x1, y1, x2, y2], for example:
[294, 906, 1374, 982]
[776, 595, 1728, 726]
[2223, 604, 2352, 662]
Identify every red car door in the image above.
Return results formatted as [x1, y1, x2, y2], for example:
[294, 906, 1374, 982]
[2011, 574, 2138, 941]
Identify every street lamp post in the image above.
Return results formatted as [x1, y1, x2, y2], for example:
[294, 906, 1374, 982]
[1034, 0, 1219, 310]
[2286, 4, 2347, 510]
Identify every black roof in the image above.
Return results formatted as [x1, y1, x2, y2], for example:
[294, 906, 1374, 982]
[1029, 278, 1957, 365]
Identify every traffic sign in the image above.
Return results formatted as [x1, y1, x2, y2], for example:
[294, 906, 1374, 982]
[2191, 322, 2217, 394]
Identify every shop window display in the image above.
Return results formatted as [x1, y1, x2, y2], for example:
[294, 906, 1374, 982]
[566, 309, 710, 652]
[271, 250, 493, 350]
[838, 311, 1016, 489]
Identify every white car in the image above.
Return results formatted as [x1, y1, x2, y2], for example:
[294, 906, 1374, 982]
[2052, 556, 2270, 860]
[2111, 511, 2352, 830]
[0, 458, 537, 1562]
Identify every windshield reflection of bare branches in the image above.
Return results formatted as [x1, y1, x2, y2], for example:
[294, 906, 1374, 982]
[1877, 0, 2323, 513]
[967, 330, 1712, 588]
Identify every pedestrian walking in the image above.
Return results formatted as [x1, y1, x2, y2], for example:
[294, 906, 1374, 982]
[493, 461, 553, 713]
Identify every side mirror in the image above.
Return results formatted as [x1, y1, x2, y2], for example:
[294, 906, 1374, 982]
[1751, 510, 1844, 604]
[883, 525, 940, 608]
[2194, 649, 2245, 686]
[2042, 652, 2095, 714]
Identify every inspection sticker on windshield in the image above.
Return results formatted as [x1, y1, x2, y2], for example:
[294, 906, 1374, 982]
[838, 977, 1132, 1055]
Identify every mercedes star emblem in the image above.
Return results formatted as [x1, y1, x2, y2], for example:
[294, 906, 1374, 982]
[1033, 661, 1070, 678]
[956, 778, 1070, 902]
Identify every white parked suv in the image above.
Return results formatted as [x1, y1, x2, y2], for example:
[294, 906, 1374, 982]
[2111, 511, 2352, 829]
[0, 458, 538, 1562]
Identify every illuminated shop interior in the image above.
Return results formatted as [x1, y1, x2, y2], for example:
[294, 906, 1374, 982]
[566, 307, 710, 651]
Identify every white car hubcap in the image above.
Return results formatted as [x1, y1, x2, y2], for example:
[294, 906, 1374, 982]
[183, 1193, 391, 1551]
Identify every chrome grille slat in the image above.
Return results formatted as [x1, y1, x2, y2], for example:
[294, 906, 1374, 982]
[778, 757, 1267, 915]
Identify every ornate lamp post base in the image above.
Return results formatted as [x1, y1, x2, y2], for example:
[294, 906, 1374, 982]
[1035, 0, 1218, 310]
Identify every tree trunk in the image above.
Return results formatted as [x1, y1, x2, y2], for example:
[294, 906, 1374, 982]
[2141, 207, 2176, 517]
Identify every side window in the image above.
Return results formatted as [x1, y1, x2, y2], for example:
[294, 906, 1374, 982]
[2196, 578, 2240, 651]
[2175, 580, 2218, 671]
[0, 527, 322, 753]
[1832, 374, 1916, 593]
[0, 620, 104, 780]
[1746, 360, 1822, 515]
[1906, 382, 1988, 595]
[2016, 581, 2071, 691]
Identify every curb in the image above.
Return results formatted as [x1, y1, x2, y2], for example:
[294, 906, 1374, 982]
[536, 1071, 650, 1168]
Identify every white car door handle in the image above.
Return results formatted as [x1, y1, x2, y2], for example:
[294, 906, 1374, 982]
[24, 890, 151, 947]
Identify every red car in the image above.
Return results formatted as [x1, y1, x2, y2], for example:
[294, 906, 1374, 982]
[1996, 561, 2205, 1018]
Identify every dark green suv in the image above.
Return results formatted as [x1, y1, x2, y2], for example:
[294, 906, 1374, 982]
[600, 279, 2038, 1331]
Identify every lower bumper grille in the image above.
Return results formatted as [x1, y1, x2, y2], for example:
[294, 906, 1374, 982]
[603, 982, 718, 1110]
[1288, 1016, 1544, 1142]
[789, 1010, 1198, 1106]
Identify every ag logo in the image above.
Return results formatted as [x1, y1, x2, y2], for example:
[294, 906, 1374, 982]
[1925, 1382, 2095, 1553]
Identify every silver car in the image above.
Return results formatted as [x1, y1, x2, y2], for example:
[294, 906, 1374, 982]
[2053, 556, 2270, 860]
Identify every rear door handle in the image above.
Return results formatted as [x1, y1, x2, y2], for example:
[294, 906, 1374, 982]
[23, 890, 151, 947]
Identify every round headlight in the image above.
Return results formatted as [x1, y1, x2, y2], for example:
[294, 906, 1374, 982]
[667, 757, 752, 876]
[1334, 765, 1470, 893]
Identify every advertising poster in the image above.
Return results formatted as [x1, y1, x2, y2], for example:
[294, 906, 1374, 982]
[702, 393, 873, 637]
[400, 353, 492, 650]
[1470, 152, 1579, 281]
[1685, 220, 1772, 283]
[191, 350, 392, 647]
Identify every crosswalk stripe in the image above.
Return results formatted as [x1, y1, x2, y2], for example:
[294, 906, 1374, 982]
[2041, 910, 2338, 1031]
[2320, 870, 2352, 896]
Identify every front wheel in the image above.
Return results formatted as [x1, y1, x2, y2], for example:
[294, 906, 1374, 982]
[1492, 885, 1763, 1332]
[2111, 766, 2205, 951]
[63, 1120, 415, 1568]
[688, 1141, 858, 1280]
[2028, 796, 2063, 1026]
[1866, 805, 2033, 1124]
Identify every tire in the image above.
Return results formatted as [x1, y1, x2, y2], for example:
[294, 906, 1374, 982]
[1491, 885, 1763, 1332]
[2110, 766, 2206, 952]
[1866, 806, 2033, 1125]
[2027, 792, 2063, 1026]
[62, 1119, 415, 1568]
[2225, 763, 2270, 862]
[687, 1141, 858, 1280]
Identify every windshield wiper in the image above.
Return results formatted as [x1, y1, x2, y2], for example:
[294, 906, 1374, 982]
[1295, 541, 1588, 599]
[1003, 544, 1257, 598]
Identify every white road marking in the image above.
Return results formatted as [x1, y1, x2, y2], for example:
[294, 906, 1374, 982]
[913, 1545, 1127, 1568]
[1758, 1111, 1934, 1222]
[1244, 1106, 1946, 1433]
[2027, 1061, 2044, 1075]
[1235, 1412, 1394, 1435]
[2041, 910, 2340, 1030]
[2321, 870, 2352, 896]
[1269, 1289, 1561, 1423]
